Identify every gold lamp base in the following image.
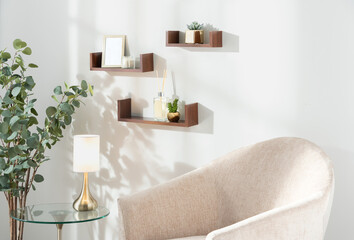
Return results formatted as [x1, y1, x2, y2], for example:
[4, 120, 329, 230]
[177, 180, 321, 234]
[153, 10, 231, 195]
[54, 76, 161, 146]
[73, 172, 98, 211]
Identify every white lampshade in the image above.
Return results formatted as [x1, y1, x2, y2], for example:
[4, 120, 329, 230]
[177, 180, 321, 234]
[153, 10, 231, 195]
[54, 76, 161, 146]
[73, 135, 100, 172]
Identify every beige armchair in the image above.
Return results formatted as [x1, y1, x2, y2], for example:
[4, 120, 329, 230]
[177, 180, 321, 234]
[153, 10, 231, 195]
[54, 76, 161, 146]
[117, 137, 334, 240]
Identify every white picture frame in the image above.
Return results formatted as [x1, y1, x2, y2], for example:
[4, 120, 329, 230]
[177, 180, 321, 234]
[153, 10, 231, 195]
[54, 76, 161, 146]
[102, 35, 125, 68]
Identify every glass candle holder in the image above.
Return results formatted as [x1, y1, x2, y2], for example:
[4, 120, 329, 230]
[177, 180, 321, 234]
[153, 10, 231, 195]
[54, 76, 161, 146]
[122, 56, 135, 69]
[153, 92, 168, 121]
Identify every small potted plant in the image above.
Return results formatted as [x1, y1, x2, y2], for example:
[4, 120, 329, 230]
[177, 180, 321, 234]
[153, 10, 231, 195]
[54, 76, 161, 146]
[167, 98, 180, 122]
[185, 21, 204, 44]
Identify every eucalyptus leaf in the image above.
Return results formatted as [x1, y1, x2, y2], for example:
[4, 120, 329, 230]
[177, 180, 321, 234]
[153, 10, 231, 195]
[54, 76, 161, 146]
[64, 115, 72, 125]
[0, 158, 5, 170]
[11, 122, 22, 132]
[11, 86, 21, 96]
[26, 76, 35, 86]
[9, 116, 20, 126]
[2, 110, 11, 117]
[22, 47, 32, 55]
[1, 52, 11, 59]
[46, 107, 56, 117]
[72, 100, 80, 108]
[13, 39, 24, 50]
[28, 63, 38, 68]
[2, 66, 11, 76]
[4, 165, 14, 174]
[34, 174, 44, 183]
[51, 95, 59, 103]
[60, 102, 73, 115]
[27, 136, 39, 148]
[88, 84, 94, 96]
[54, 86, 62, 95]
[3, 95, 13, 104]
[0, 176, 9, 187]
[0, 122, 9, 134]
[11, 64, 19, 71]
[81, 80, 88, 90]
[7, 131, 18, 141]
[28, 116, 38, 126]
[27, 159, 37, 167]
[31, 108, 38, 116]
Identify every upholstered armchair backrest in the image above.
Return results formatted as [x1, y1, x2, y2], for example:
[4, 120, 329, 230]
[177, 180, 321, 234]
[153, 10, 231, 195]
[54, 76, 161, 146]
[210, 137, 334, 228]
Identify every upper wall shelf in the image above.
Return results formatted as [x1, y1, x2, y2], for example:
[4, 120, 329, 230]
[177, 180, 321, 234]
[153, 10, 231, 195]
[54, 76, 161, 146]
[166, 31, 223, 48]
[90, 52, 154, 72]
[118, 98, 199, 127]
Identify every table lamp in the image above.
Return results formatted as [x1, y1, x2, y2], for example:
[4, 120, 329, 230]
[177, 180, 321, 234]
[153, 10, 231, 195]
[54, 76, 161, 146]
[73, 135, 100, 211]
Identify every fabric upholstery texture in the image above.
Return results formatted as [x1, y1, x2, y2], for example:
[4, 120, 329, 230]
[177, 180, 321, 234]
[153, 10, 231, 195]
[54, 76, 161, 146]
[117, 137, 334, 240]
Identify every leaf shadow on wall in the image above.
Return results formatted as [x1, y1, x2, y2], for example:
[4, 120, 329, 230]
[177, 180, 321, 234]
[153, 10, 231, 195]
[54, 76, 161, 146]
[73, 74, 198, 239]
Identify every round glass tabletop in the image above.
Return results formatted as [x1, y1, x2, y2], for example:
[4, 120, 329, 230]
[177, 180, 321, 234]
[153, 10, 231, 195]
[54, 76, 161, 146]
[11, 203, 110, 224]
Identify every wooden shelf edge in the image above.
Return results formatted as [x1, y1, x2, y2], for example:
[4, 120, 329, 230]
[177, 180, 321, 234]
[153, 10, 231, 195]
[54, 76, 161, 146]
[117, 98, 198, 127]
[166, 31, 222, 48]
[90, 52, 154, 72]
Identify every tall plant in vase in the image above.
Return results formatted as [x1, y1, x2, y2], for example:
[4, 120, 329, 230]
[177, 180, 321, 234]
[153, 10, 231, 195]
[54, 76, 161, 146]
[0, 39, 93, 240]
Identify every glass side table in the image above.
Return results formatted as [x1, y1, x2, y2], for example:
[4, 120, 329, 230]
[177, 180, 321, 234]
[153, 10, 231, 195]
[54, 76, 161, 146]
[11, 203, 110, 240]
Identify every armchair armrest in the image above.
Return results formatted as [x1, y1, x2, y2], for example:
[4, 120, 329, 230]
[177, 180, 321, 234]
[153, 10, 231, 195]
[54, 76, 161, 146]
[206, 192, 328, 240]
[118, 168, 219, 240]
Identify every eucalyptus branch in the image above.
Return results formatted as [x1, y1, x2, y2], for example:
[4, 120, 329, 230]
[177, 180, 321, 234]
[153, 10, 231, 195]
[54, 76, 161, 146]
[0, 39, 93, 240]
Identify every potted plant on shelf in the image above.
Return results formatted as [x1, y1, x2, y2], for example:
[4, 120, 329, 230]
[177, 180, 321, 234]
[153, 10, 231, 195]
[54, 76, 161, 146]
[0, 39, 93, 240]
[167, 98, 180, 122]
[185, 21, 204, 44]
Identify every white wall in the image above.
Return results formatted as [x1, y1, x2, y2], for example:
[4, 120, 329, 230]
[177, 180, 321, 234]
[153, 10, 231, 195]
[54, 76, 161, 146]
[0, 0, 353, 239]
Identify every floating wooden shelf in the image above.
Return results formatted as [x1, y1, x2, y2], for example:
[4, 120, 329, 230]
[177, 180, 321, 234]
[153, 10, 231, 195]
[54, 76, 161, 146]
[90, 52, 154, 72]
[117, 98, 198, 127]
[166, 31, 222, 48]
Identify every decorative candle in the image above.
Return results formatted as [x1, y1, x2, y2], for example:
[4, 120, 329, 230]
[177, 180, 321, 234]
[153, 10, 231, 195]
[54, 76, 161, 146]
[122, 56, 135, 69]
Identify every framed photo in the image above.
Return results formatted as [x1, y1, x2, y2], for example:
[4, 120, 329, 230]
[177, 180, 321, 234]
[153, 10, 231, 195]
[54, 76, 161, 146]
[102, 35, 125, 68]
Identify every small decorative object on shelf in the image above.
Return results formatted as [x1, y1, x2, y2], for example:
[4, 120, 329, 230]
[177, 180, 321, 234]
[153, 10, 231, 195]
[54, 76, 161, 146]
[154, 92, 168, 121]
[153, 70, 168, 121]
[167, 98, 180, 122]
[122, 56, 135, 69]
[186, 21, 204, 44]
[166, 31, 222, 48]
[102, 35, 125, 68]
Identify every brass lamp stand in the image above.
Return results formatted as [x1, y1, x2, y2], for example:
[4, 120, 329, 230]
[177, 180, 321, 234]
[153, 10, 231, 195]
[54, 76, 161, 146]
[73, 172, 98, 211]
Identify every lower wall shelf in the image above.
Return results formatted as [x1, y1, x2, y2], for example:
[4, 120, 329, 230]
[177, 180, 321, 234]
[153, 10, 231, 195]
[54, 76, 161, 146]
[117, 98, 198, 127]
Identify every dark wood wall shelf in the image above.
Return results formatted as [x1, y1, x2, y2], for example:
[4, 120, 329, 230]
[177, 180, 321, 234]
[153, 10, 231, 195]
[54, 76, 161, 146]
[117, 98, 198, 127]
[90, 52, 154, 72]
[166, 31, 222, 48]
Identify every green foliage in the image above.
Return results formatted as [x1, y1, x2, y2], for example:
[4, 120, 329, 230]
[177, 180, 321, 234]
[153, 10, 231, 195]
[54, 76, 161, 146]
[0, 39, 93, 197]
[187, 21, 204, 30]
[168, 98, 179, 113]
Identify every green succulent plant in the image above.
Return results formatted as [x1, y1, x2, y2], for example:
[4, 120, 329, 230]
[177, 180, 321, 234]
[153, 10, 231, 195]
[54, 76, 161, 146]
[168, 98, 179, 113]
[0, 39, 93, 240]
[187, 21, 204, 30]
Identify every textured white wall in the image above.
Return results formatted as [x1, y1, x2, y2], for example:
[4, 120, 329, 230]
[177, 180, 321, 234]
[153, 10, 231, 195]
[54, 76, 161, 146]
[0, 0, 353, 239]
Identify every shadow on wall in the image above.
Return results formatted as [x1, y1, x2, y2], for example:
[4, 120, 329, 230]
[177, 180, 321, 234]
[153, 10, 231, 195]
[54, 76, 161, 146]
[73, 73, 199, 239]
